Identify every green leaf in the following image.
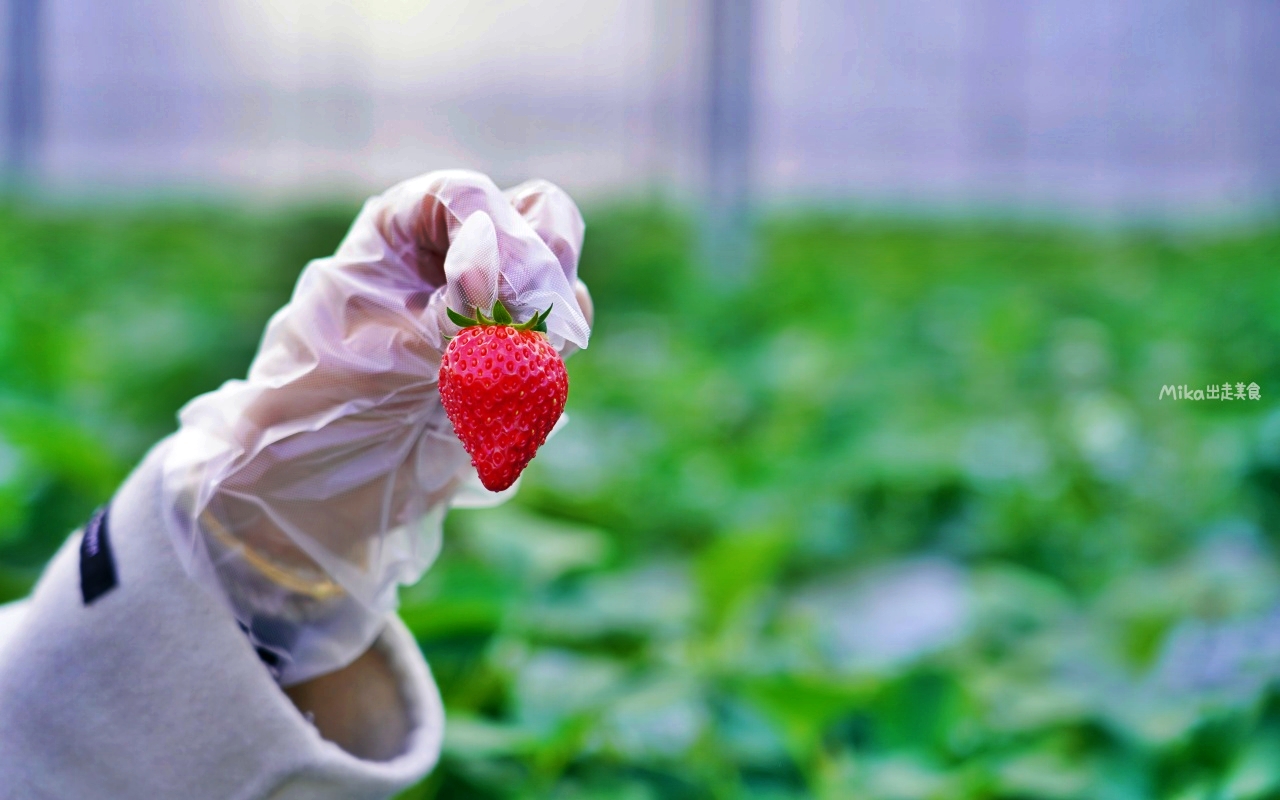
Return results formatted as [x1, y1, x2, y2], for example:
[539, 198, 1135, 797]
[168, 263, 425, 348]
[531, 304, 553, 333]
[492, 299, 513, 324]
[441, 714, 539, 759]
[455, 506, 610, 585]
[1222, 733, 1280, 800]
[696, 528, 790, 634]
[447, 307, 476, 327]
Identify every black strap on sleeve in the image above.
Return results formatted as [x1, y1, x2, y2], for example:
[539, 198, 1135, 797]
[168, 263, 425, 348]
[79, 505, 119, 605]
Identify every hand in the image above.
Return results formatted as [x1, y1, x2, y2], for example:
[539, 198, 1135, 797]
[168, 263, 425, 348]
[161, 171, 593, 684]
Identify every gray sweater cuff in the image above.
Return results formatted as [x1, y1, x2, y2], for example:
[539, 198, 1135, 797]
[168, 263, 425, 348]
[0, 440, 444, 800]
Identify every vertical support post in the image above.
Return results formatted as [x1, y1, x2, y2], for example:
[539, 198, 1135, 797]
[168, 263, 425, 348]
[1243, 0, 1280, 205]
[704, 0, 754, 283]
[6, 0, 41, 181]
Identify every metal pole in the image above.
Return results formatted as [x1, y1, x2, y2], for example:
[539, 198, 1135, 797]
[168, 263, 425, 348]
[704, 0, 754, 282]
[6, 0, 41, 181]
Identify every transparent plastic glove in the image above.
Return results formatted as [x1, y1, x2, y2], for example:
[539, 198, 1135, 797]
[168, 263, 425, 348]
[161, 170, 591, 685]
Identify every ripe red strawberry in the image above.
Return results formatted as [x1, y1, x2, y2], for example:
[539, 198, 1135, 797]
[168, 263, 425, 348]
[439, 300, 568, 492]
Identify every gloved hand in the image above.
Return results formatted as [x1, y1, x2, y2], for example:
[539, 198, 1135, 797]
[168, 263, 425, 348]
[161, 170, 593, 685]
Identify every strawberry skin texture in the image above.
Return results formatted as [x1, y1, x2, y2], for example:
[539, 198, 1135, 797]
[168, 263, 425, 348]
[439, 325, 568, 492]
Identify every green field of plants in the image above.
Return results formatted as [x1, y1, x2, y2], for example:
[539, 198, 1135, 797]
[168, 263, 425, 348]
[1, 199, 1278, 799]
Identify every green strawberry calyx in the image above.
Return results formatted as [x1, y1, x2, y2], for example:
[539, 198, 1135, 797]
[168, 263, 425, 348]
[447, 299, 551, 333]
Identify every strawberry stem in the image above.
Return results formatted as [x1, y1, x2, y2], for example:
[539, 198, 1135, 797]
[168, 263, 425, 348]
[448, 299, 551, 333]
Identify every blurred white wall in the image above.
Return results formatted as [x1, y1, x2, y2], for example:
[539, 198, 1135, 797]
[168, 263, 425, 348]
[8, 0, 1279, 213]
[38, 0, 685, 199]
[755, 0, 1280, 214]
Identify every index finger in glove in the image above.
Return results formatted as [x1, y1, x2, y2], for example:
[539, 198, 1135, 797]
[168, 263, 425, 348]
[504, 179, 594, 338]
[336, 171, 586, 341]
[504, 178, 585, 283]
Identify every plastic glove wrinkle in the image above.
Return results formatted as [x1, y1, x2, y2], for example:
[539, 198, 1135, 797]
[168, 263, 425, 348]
[161, 170, 591, 684]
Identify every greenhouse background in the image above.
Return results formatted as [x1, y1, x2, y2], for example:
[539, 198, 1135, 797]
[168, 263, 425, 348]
[1, 1, 1280, 798]
[2, 0, 1276, 212]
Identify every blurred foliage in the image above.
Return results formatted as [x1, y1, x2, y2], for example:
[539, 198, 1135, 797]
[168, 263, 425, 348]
[1, 197, 1280, 798]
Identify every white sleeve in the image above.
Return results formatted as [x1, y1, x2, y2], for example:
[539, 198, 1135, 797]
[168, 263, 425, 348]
[0, 440, 445, 800]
